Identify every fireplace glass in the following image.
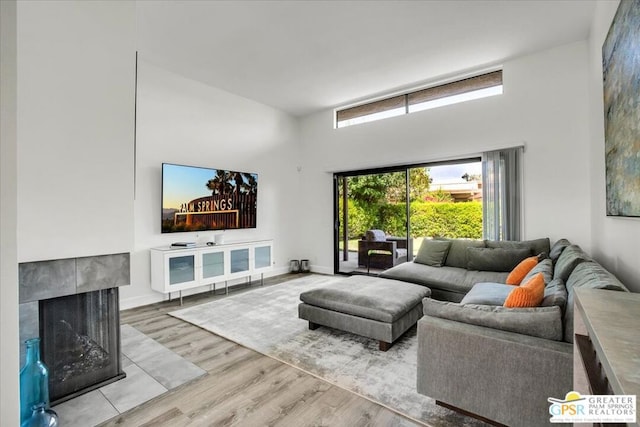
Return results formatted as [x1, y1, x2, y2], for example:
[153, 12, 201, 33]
[39, 288, 124, 405]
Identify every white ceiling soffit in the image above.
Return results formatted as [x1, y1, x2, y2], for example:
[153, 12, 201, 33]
[136, 0, 596, 117]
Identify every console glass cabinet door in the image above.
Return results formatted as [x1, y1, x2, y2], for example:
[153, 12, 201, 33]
[253, 243, 273, 272]
[201, 249, 226, 282]
[165, 251, 198, 289]
[229, 248, 250, 276]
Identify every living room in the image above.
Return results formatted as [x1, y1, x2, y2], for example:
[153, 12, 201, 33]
[1, 1, 639, 426]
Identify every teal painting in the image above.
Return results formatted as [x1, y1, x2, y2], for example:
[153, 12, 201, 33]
[603, 0, 640, 217]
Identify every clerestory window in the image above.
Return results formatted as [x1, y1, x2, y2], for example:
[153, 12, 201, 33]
[336, 70, 503, 128]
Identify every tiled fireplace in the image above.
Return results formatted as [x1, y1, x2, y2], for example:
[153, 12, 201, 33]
[19, 253, 130, 405]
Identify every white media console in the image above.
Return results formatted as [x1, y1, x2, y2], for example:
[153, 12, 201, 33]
[150, 239, 274, 304]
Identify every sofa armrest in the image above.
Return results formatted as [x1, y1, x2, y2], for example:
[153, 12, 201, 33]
[418, 315, 572, 427]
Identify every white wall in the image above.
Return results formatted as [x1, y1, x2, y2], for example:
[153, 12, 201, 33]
[8, 1, 135, 420]
[588, 0, 640, 293]
[1, 0, 20, 423]
[298, 41, 592, 272]
[17, 1, 136, 263]
[121, 60, 300, 309]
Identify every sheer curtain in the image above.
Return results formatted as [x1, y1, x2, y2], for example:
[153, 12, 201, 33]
[482, 146, 523, 241]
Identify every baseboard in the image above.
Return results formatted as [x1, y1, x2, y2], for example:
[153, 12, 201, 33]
[309, 265, 334, 275]
[119, 293, 164, 311]
[267, 266, 291, 277]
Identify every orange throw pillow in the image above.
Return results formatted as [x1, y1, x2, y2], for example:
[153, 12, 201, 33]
[504, 273, 545, 308]
[506, 255, 539, 285]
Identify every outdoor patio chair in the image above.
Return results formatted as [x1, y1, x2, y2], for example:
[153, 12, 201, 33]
[357, 229, 411, 271]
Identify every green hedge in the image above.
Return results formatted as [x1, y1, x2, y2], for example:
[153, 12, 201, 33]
[378, 203, 407, 236]
[409, 201, 482, 239]
[341, 200, 482, 239]
[339, 200, 375, 239]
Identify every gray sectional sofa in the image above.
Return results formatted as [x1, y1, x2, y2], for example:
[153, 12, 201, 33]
[380, 237, 551, 301]
[383, 238, 629, 427]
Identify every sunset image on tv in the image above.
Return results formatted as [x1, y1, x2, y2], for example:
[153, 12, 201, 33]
[162, 163, 258, 233]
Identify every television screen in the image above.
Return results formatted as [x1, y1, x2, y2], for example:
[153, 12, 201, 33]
[162, 163, 258, 233]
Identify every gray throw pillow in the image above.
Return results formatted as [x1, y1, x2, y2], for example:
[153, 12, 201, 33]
[541, 278, 568, 313]
[422, 298, 563, 341]
[485, 240, 528, 251]
[549, 238, 571, 262]
[443, 239, 486, 268]
[414, 239, 452, 267]
[522, 258, 553, 285]
[486, 238, 550, 258]
[466, 247, 531, 272]
[459, 282, 516, 306]
[553, 245, 591, 282]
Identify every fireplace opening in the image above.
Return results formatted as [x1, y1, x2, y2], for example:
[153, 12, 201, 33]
[39, 288, 125, 405]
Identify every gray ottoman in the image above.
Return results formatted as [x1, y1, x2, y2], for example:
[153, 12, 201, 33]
[298, 275, 431, 351]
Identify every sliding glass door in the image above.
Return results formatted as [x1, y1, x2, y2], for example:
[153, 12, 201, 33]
[335, 170, 409, 274]
[334, 159, 483, 275]
[407, 162, 483, 259]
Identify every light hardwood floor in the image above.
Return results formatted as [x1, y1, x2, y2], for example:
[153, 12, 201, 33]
[101, 275, 421, 427]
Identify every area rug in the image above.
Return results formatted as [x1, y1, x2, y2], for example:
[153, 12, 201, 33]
[169, 275, 484, 427]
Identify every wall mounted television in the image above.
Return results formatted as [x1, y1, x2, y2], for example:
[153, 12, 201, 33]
[162, 163, 258, 233]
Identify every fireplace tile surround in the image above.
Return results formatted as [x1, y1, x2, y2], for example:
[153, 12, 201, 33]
[18, 253, 131, 400]
[16, 252, 206, 425]
[19, 253, 130, 304]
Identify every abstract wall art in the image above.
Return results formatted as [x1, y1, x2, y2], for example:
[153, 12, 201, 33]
[603, 0, 640, 217]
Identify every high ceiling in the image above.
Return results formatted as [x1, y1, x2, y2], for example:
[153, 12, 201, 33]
[136, 1, 596, 117]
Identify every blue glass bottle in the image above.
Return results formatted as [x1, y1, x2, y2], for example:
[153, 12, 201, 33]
[22, 403, 58, 427]
[20, 338, 50, 426]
